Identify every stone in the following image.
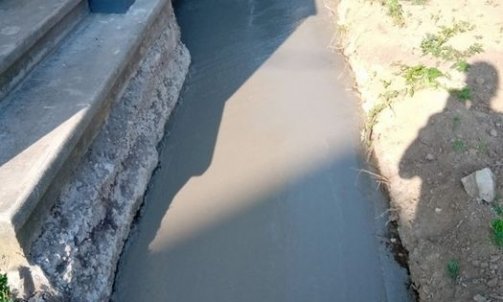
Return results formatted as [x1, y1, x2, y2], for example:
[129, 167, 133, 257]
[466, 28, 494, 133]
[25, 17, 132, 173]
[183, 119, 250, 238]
[461, 168, 496, 202]
[490, 129, 498, 137]
[488, 278, 498, 287]
[426, 153, 435, 161]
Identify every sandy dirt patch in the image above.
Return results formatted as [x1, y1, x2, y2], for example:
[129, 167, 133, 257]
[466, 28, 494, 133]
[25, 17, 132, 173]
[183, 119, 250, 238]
[333, 0, 503, 301]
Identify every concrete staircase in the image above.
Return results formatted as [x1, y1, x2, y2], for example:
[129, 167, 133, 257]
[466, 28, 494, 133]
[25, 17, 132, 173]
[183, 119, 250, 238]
[0, 0, 174, 265]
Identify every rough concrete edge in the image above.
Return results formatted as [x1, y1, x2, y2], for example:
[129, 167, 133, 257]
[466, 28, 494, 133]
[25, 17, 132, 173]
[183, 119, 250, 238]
[7, 0, 165, 232]
[6, 6, 190, 302]
[0, 0, 176, 263]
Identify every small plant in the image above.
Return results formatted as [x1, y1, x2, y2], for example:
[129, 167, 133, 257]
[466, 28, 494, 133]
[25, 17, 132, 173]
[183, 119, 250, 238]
[446, 259, 460, 280]
[364, 102, 388, 144]
[492, 203, 503, 217]
[453, 60, 470, 72]
[491, 218, 503, 247]
[420, 22, 483, 62]
[466, 43, 484, 56]
[452, 139, 466, 152]
[0, 273, 12, 302]
[456, 86, 472, 101]
[400, 65, 443, 96]
[385, 0, 404, 26]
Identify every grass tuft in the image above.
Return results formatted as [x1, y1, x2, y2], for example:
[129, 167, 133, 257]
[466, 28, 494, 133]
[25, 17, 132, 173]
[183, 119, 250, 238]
[400, 65, 443, 96]
[0, 274, 12, 302]
[384, 0, 405, 26]
[455, 86, 472, 102]
[453, 60, 470, 72]
[446, 259, 460, 280]
[491, 218, 503, 247]
[420, 21, 483, 62]
[452, 139, 466, 152]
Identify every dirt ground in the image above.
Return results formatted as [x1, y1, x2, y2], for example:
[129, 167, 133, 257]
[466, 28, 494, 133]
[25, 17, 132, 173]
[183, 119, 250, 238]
[332, 0, 503, 301]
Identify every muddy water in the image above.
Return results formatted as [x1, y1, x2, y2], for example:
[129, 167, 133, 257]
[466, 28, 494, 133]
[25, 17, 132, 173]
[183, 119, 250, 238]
[112, 0, 411, 301]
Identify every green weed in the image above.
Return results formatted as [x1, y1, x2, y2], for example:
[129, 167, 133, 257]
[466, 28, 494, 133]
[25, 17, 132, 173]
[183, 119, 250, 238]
[492, 203, 503, 217]
[491, 218, 503, 247]
[455, 86, 472, 101]
[466, 43, 484, 56]
[446, 259, 460, 280]
[400, 65, 443, 96]
[453, 60, 470, 72]
[420, 22, 483, 62]
[0, 274, 12, 302]
[452, 139, 466, 152]
[364, 102, 388, 145]
[385, 0, 404, 26]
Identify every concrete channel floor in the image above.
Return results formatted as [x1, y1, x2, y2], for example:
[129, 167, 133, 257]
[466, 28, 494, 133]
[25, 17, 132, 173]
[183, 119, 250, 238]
[113, 0, 412, 301]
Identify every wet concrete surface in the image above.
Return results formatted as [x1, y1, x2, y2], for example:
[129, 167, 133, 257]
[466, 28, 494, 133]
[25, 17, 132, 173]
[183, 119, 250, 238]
[112, 0, 412, 301]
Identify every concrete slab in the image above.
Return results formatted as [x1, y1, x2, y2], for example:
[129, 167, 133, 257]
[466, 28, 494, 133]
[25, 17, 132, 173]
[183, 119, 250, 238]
[0, 0, 172, 260]
[0, 0, 87, 99]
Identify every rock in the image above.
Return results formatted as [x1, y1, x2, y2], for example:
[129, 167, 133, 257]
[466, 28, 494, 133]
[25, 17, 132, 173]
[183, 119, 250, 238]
[435, 208, 442, 213]
[490, 255, 501, 263]
[426, 153, 435, 161]
[490, 129, 498, 137]
[473, 294, 488, 302]
[461, 168, 496, 202]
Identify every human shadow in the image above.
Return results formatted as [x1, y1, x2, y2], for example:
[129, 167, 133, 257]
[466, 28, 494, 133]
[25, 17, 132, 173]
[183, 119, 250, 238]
[399, 62, 499, 299]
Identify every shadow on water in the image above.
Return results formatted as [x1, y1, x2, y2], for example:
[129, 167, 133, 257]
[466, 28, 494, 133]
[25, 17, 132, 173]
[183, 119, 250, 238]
[112, 0, 412, 300]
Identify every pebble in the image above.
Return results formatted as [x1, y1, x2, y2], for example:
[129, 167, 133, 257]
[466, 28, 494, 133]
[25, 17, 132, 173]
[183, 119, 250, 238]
[481, 262, 489, 268]
[435, 208, 442, 213]
[490, 129, 498, 137]
[472, 260, 480, 267]
[490, 255, 500, 262]
[426, 153, 435, 161]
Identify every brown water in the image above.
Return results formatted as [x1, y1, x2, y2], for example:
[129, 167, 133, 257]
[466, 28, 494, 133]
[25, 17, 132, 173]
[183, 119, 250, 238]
[112, 0, 411, 301]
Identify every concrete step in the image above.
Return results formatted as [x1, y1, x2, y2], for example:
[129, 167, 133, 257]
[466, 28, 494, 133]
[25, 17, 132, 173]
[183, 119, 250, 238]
[0, 0, 174, 261]
[0, 0, 88, 100]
